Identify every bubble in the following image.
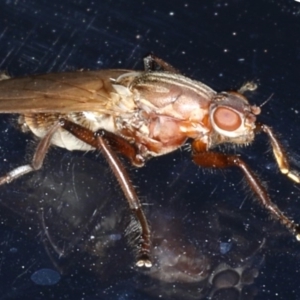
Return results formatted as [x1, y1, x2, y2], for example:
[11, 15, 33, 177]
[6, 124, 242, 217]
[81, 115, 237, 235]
[30, 268, 61, 286]
[109, 233, 121, 241]
[220, 242, 232, 254]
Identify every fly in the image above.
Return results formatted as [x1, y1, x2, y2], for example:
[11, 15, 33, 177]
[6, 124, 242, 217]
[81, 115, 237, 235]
[0, 54, 299, 268]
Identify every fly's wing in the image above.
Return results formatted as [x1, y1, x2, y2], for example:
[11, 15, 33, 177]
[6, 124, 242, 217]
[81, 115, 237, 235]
[0, 69, 136, 114]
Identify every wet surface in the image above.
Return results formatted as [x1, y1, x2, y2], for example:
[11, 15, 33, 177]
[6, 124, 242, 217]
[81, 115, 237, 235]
[0, 1, 299, 299]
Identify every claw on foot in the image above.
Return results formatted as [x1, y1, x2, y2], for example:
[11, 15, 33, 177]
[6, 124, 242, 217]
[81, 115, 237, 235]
[136, 259, 152, 268]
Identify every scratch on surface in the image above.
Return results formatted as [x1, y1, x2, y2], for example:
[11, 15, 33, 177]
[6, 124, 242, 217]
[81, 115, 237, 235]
[71, 158, 80, 203]
[11, 260, 36, 287]
[54, 29, 78, 72]
[239, 196, 247, 209]
[0, 27, 8, 40]
[0, 48, 13, 69]
[209, 185, 217, 197]
[131, 29, 151, 69]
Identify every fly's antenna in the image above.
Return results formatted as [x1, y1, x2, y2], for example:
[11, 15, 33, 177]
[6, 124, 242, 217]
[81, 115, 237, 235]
[259, 93, 274, 108]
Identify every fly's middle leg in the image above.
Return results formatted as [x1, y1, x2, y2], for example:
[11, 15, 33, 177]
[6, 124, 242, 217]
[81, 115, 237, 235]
[0, 122, 60, 185]
[59, 118, 152, 268]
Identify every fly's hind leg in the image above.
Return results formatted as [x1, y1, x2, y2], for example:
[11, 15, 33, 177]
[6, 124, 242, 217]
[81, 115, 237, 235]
[0, 122, 60, 185]
[143, 54, 180, 73]
[59, 118, 152, 268]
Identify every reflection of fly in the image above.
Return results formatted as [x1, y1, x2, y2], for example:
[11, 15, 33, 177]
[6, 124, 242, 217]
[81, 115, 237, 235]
[0, 55, 299, 268]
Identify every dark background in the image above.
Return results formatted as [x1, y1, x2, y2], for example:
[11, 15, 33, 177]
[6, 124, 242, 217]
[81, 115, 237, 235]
[0, 0, 299, 299]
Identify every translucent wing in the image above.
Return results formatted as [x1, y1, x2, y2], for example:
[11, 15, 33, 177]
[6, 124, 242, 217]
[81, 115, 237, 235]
[0, 69, 134, 113]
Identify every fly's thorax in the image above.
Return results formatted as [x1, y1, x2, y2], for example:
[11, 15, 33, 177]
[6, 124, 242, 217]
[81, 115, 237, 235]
[129, 72, 216, 120]
[112, 72, 218, 157]
[130, 72, 217, 141]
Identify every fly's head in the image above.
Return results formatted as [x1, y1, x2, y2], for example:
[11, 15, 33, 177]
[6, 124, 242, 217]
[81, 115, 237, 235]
[208, 91, 261, 147]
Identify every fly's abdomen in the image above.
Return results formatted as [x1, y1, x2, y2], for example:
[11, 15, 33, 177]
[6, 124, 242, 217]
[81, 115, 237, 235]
[21, 112, 117, 151]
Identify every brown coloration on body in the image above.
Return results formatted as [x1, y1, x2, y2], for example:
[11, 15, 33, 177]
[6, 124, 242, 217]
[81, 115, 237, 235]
[0, 54, 299, 268]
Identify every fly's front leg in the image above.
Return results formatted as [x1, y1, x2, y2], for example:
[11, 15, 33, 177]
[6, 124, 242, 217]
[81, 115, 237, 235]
[238, 82, 258, 94]
[192, 140, 300, 240]
[0, 122, 61, 185]
[59, 118, 152, 268]
[256, 123, 300, 183]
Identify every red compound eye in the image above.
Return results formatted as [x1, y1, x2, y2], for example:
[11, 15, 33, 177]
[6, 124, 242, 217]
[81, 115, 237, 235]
[213, 107, 241, 131]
